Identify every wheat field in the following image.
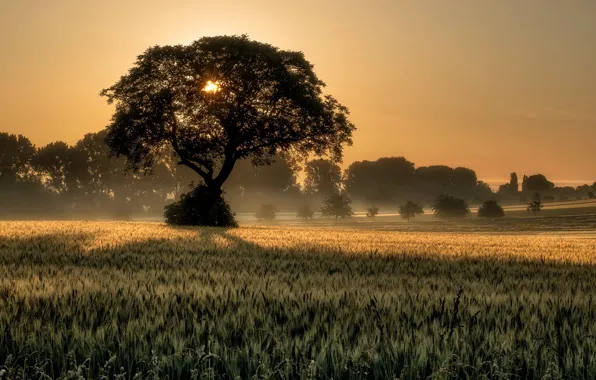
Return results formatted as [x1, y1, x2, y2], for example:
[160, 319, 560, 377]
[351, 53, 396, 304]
[1, 220, 596, 379]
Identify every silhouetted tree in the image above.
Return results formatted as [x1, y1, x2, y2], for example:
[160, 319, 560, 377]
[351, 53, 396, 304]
[0, 133, 36, 183]
[226, 155, 299, 198]
[320, 192, 353, 221]
[415, 165, 478, 189]
[255, 204, 278, 221]
[509, 172, 519, 194]
[589, 191, 594, 199]
[527, 200, 543, 214]
[366, 205, 379, 218]
[296, 204, 314, 220]
[33, 141, 88, 195]
[399, 201, 424, 221]
[524, 174, 554, 193]
[304, 159, 342, 196]
[431, 194, 470, 218]
[478, 200, 505, 218]
[101, 35, 354, 226]
[522, 175, 529, 192]
[344, 157, 415, 201]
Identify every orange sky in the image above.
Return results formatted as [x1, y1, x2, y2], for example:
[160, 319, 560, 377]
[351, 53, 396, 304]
[1, 0, 595, 186]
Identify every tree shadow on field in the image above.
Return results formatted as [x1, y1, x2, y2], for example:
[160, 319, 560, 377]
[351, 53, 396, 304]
[0, 231, 96, 267]
[4, 225, 596, 379]
[1, 225, 596, 291]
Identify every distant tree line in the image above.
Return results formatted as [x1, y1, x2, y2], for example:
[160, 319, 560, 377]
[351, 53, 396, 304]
[1, 131, 595, 220]
[498, 172, 595, 203]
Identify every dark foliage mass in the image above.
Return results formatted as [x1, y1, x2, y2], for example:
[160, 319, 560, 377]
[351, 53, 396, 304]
[478, 200, 505, 218]
[296, 204, 314, 220]
[366, 205, 379, 218]
[432, 194, 470, 218]
[399, 201, 424, 220]
[320, 192, 353, 220]
[303, 159, 342, 197]
[255, 204, 278, 221]
[164, 186, 237, 227]
[522, 174, 555, 193]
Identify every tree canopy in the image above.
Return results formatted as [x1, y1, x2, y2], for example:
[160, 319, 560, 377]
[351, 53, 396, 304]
[101, 35, 355, 199]
[0, 133, 35, 183]
[303, 159, 342, 196]
[431, 194, 470, 218]
[522, 174, 554, 193]
[478, 200, 505, 218]
[320, 192, 353, 220]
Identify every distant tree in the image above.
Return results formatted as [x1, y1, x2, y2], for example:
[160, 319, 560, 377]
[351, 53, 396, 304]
[477, 200, 505, 218]
[366, 205, 379, 218]
[431, 194, 470, 218]
[255, 204, 278, 221]
[101, 35, 355, 226]
[588, 191, 594, 199]
[399, 201, 424, 221]
[226, 155, 299, 197]
[296, 204, 314, 220]
[0, 133, 36, 183]
[524, 174, 554, 193]
[344, 157, 415, 201]
[498, 183, 511, 195]
[527, 200, 543, 214]
[415, 165, 477, 188]
[509, 173, 519, 194]
[304, 159, 342, 196]
[522, 175, 529, 192]
[320, 192, 353, 221]
[33, 142, 88, 195]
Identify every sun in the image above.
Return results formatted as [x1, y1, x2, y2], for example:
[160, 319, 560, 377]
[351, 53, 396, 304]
[203, 80, 221, 93]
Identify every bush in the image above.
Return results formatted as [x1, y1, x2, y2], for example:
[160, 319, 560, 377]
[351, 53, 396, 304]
[296, 204, 314, 220]
[588, 191, 594, 199]
[431, 194, 469, 218]
[527, 200, 543, 214]
[477, 200, 505, 218]
[164, 186, 237, 227]
[399, 201, 424, 221]
[255, 204, 278, 221]
[366, 205, 379, 218]
[320, 193, 353, 220]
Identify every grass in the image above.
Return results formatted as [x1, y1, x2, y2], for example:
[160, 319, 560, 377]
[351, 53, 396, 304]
[1, 218, 596, 379]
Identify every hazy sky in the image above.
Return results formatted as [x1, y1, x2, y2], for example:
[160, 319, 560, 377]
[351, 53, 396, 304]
[1, 0, 595, 185]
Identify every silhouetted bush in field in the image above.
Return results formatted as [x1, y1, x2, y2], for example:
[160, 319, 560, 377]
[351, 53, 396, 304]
[432, 194, 470, 218]
[255, 204, 278, 221]
[478, 200, 505, 218]
[399, 201, 424, 220]
[164, 186, 237, 227]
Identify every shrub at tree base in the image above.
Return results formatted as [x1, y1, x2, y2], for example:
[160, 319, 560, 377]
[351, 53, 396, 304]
[478, 200, 505, 218]
[164, 186, 238, 227]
